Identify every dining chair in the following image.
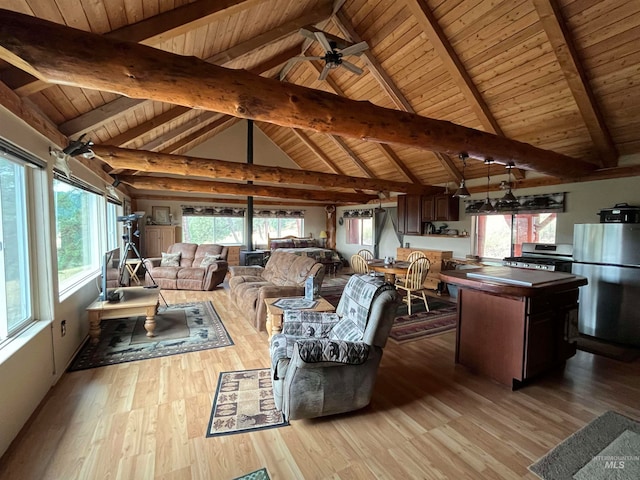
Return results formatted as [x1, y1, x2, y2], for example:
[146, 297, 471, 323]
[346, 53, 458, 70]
[395, 257, 431, 314]
[396, 251, 427, 285]
[357, 249, 374, 261]
[350, 254, 370, 274]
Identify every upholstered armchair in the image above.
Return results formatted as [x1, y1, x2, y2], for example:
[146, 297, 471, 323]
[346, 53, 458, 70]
[269, 274, 400, 420]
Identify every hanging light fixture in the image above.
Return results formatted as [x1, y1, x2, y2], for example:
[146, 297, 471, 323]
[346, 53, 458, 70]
[453, 152, 471, 198]
[500, 162, 518, 204]
[479, 158, 494, 213]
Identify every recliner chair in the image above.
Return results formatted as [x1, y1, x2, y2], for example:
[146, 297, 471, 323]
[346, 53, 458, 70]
[269, 274, 400, 420]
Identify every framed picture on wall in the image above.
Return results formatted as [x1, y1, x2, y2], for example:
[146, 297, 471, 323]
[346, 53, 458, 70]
[152, 206, 171, 225]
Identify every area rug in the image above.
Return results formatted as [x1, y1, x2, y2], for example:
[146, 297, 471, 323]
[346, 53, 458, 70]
[207, 368, 288, 437]
[390, 301, 458, 343]
[69, 301, 233, 371]
[233, 468, 270, 480]
[529, 411, 640, 479]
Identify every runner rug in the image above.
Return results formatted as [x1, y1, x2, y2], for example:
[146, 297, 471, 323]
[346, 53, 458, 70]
[69, 301, 233, 371]
[207, 368, 288, 437]
[529, 411, 640, 479]
[389, 301, 458, 343]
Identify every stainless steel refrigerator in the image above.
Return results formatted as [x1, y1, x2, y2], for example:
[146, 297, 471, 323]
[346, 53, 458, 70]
[572, 223, 640, 347]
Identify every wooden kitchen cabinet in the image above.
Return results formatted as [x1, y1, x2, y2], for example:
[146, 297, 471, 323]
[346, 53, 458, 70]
[423, 194, 459, 222]
[397, 194, 422, 235]
[144, 225, 181, 258]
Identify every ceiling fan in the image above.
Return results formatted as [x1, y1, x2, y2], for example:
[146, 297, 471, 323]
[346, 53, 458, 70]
[283, 29, 369, 81]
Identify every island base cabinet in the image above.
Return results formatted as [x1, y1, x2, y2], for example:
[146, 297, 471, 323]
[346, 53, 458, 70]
[456, 288, 578, 389]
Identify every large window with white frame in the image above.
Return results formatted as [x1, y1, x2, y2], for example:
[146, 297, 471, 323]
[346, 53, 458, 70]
[0, 155, 32, 341]
[475, 212, 557, 260]
[346, 217, 373, 246]
[182, 216, 245, 244]
[53, 176, 102, 296]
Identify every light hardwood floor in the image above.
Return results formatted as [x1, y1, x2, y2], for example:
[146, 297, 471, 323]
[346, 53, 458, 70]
[1, 285, 639, 479]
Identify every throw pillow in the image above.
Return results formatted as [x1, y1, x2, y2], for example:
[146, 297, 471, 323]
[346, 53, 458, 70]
[200, 253, 222, 267]
[160, 252, 181, 267]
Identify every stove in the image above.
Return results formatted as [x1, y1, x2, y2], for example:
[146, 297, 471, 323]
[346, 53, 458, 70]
[503, 243, 574, 272]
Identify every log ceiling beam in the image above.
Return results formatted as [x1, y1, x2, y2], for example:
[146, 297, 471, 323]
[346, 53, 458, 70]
[331, 11, 467, 182]
[117, 175, 378, 203]
[404, 0, 525, 180]
[532, 0, 618, 168]
[92, 145, 441, 195]
[4, 0, 272, 96]
[307, 61, 421, 184]
[135, 193, 328, 207]
[0, 10, 597, 178]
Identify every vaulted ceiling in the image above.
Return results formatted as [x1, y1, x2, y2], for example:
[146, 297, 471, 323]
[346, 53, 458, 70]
[1, 0, 639, 204]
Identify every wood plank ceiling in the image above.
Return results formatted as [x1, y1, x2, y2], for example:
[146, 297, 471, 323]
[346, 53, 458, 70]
[0, 0, 639, 204]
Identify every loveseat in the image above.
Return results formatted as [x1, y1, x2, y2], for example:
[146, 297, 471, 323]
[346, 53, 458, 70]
[228, 250, 325, 332]
[144, 243, 228, 290]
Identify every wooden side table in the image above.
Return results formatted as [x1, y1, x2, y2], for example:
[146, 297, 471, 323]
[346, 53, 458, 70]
[124, 259, 143, 285]
[264, 296, 335, 339]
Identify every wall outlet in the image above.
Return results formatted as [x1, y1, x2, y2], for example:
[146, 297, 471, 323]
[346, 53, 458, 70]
[61, 320, 66, 337]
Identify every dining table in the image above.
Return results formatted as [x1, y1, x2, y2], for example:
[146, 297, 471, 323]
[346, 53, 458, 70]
[367, 260, 411, 284]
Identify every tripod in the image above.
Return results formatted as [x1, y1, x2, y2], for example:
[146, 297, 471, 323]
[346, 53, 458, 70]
[119, 219, 168, 308]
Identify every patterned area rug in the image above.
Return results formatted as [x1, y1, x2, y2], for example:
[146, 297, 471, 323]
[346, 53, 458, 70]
[69, 301, 233, 371]
[529, 411, 640, 479]
[233, 468, 271, 480]
[207, 368, 288, 437]
[390, 302, 458, 343]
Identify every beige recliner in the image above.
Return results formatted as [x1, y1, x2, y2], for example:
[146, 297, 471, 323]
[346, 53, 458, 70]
[269, 274, 399, 420]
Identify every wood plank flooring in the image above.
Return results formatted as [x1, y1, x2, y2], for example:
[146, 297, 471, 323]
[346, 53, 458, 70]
[1, 284, 639, 479]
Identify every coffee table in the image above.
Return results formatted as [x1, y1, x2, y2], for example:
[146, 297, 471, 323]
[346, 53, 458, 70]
[264, 296, 335, 339]
[86, 286, 160, 344]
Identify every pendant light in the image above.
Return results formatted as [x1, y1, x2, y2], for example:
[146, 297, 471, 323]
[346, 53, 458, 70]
[500, 162, 518, 204]
[478, 158, 494, 213]
[453, 152, 471, 198]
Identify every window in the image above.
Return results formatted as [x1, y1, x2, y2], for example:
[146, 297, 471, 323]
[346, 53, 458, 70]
[0, 156, 32, 340]
[475, 213, 557, 260]
[106, 201, 120, 250]
[54, 177, 102, 295]
[346, 217, 373, 246]
[253, 217, 303, 246]
[182, 216, 245, 244]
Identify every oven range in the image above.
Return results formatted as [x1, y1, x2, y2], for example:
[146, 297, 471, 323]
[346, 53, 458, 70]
[503, 243, 574, 272]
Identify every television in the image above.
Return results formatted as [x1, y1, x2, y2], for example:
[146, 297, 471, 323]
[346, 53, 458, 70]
[100, 247, 122, 301]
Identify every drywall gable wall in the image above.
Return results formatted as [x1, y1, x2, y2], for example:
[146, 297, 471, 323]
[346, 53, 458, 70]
[186, 120, 300, 168]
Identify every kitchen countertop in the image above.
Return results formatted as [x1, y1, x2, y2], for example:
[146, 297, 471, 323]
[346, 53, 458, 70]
[440, 266, 588, 297]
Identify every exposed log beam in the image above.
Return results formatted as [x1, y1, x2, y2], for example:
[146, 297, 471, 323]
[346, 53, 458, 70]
[118, 175, 378, 203]
[135, 193, 328, 206]
[5, 0, 271, 96]
[404, 0, 525, 180]
[532, 0, 618, 168]
[0, 10, 597, 178]
[331, 11, 468, 181]
[307, 61, 420, 184]
[92, 145, 441, 195]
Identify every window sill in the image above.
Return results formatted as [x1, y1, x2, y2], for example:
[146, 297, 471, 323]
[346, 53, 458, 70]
[0, 320, 50, 365]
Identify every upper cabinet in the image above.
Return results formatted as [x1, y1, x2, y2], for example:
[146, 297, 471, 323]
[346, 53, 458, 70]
[397, 194, 459, 233]
[397, 194, 423, 235]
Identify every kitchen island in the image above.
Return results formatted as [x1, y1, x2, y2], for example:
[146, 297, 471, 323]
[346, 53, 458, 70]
[440, 266, 588, 389]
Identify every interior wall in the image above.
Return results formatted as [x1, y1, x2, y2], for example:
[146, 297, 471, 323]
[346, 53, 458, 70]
[337, 174, 640, 261]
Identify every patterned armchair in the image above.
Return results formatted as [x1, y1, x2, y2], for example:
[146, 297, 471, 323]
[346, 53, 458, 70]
[269, 275, 399, 420]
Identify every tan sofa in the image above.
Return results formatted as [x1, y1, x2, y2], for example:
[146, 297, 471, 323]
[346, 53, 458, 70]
[228, 250, 325, 332]
[144, 243, 228, 290]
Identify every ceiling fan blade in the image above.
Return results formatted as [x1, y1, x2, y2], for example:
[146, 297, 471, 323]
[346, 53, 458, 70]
[339, 41, 369, 57]
[314, 31, 334, 53]
[298, 27, 317, 41]
[318, 64, 331, 81]
[341, 60, 363, 75]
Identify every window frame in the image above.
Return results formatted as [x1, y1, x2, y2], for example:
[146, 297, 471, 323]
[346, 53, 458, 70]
[345, 217, 373, 246]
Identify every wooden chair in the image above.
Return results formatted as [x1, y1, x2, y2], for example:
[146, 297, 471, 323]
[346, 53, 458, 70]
[350, 254, 370, 274]
[357, 249, 374, 261]
[397, 251, 426, 285]
[395, 257, 431, 314]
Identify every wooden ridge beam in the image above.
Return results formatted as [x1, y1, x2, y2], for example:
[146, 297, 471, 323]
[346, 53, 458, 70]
[117, 174, 378, 203]
[134, 193, 328, 206]
[0, 10, 597, 178]
[532, 0, 618, 168]
[92, 145, 442, 195]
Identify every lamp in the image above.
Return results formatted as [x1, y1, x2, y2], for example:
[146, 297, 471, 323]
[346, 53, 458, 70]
[478, 158, 494, 213]
[500, 162, 518, 204]
[453, 153, 471, 198]
[319, 230, 328, 247]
